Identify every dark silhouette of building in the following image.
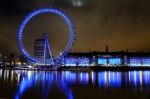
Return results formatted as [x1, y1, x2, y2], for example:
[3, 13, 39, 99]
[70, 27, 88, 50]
[34, 38, 45, 59]
[34, 34, 54, 65]
[105, 45, 109, 52]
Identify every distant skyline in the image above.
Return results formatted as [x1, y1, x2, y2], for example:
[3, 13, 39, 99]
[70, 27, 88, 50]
[0, 0, 150, 56]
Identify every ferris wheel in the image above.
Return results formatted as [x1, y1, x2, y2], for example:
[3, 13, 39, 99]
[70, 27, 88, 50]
[17, 8, 76, 65]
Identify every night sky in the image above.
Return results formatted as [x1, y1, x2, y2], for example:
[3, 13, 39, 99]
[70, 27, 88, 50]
[0, 0, 150, 56]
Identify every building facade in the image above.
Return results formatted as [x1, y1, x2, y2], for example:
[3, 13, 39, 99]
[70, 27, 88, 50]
[62, 51, 150, 67]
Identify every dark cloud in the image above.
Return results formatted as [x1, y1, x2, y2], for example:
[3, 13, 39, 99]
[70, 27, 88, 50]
[0, 0, 21, 15]
[0, 0, 150, 56]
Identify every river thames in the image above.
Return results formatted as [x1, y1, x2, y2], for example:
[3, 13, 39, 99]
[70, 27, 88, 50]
[0, 70, 150, 99]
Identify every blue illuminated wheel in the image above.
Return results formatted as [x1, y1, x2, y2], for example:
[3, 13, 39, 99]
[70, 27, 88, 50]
[18, 8, 75, 63]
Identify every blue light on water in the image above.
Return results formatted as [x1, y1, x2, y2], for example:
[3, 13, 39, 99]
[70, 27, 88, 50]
[109, 72, 121, 87]
[128, 71, 143, 88]
[15, 72, 36, 99]
[128, 71, 150, 89]
[143, 71, 150, 86]
[11, 70, 150, 99]
[98, 72, 108, 87]
[91, 72, 96, 85]
[98, 71, 121, 88]
[0, 70, 2, 79]
[15, 71, 74, 99]
[79, 72, 89, 84]
[62, 71, 76, 83]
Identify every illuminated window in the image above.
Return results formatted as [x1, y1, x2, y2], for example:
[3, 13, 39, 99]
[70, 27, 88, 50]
[98, 58, 107, 65]
[64, 57, 90, 66]
[130, 57, 150, 66]
[109, 58, 121, 65]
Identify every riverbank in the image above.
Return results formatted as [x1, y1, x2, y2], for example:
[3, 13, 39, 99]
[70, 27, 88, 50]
[2, 66, 150, 71]
[90, 66, 150, 71]
[57, 66, 150, 71]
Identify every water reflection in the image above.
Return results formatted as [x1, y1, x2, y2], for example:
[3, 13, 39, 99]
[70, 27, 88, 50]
[0, 70, 150, 98]
[127, 71, 150, 90]
[15, 71, 73, 99]
[98, 71, 121, 88]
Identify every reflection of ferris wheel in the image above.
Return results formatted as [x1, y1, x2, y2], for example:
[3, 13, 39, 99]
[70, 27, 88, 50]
[17, 8, 76, 65]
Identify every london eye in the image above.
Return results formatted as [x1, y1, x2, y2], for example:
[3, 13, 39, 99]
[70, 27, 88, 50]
[17, 8, 76, 65]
